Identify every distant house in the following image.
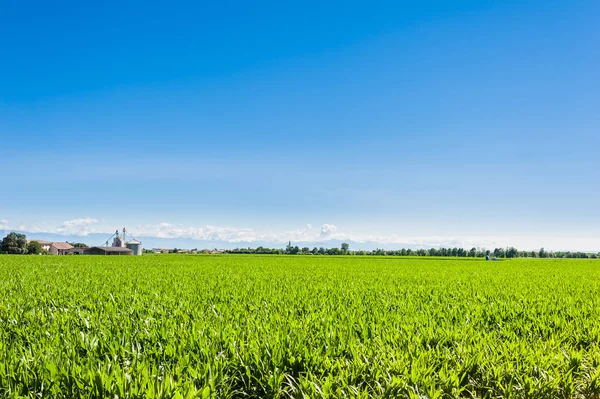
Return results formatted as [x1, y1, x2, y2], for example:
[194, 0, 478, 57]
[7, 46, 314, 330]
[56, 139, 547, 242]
[152, 248, 171, 254]
[50, 242, 74, 255]
[29, 240, 73, 255]
[87, 246, 134, 256]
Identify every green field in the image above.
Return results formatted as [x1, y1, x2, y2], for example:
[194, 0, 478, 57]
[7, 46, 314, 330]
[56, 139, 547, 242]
[1, 255, 599, 398]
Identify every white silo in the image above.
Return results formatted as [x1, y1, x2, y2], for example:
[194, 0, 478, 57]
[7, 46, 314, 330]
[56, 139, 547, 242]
[112, 230, 124, 247]
[126, 239, 143, 255]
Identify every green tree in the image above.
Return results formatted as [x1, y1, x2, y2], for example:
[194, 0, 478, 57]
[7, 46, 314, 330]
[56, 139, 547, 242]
[1, 232, 28, 254]
[493, 248, 505, 258]
[506, 247, 518, 258]
[68, 242, 89, 248]
[328, 247, 341, 255]
[341, 243, 350, 253]
[530, 250, 537, 258]
[26, 241, 45, 255]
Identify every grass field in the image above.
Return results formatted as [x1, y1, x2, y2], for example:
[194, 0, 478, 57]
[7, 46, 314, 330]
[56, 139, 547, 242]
[1, 255, 599, 398]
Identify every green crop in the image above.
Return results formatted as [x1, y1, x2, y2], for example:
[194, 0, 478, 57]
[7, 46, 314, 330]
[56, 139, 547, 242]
[0, 255, 599, 398]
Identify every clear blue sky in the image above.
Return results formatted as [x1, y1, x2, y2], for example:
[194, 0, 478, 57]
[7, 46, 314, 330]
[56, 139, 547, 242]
[1, 0, 599, 250]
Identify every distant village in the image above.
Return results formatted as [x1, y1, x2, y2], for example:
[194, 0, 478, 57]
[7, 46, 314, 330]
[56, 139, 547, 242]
[0, 228, 227, 256]
[31, 229, 142, 256]
[31, 240, 225, 255]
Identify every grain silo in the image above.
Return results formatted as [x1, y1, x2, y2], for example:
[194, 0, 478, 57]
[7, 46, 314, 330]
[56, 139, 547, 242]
[125, 239, 143, 256]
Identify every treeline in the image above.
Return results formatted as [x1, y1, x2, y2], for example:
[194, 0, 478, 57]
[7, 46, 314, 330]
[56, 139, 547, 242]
[2, 231, 597, 259]
[0, 232, 44, 254]
[225, 243, 599, 259]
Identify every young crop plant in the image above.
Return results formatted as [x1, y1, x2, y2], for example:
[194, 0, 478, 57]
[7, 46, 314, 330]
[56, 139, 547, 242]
[0, 255, 599, 398]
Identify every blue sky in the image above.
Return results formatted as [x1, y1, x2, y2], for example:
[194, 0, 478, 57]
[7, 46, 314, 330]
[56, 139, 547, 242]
[1, 0, 599, 250]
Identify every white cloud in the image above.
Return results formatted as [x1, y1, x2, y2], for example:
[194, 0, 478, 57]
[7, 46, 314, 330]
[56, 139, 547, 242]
[130, 223, 260, 243]
[56, 217, 100, 236]
[319, 224, 338, 238]
[126, 223, 320, 244]
[281, 224, 314, 242]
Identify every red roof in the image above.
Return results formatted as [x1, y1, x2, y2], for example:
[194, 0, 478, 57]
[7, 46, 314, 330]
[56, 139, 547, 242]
[50, 242, 74, 250]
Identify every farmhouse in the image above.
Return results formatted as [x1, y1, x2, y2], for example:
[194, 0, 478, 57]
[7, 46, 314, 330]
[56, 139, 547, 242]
[30, 240, 74, 255]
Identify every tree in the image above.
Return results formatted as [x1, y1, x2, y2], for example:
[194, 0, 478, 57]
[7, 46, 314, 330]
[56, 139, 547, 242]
[506, 247, 518, 258]
[26, 241, 45, 255]
[1, 232, 28, 254]
[493, 248, 505, 258]
[68, 242, 88, 248]
[341, 243, 350, 253]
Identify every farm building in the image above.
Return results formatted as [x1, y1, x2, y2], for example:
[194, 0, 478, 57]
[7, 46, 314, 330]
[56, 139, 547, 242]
[27, 228, 142, 256]
[125, 239, 142, 255]
[30, 240, 74, 255]
[106, 228, 143, 256]
[50, 242, 74, 255]
[64, 247, 89, 255]
[98, 229, 142, 256]
[87, 246, 134, 255]
[63, 246, 133, 255]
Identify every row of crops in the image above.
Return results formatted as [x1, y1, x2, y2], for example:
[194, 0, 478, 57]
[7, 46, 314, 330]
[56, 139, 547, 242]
[1, 255, 599, 398]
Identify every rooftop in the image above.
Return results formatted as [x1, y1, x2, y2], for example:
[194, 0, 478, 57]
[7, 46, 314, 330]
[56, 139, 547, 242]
[51, 242, 74, 250]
